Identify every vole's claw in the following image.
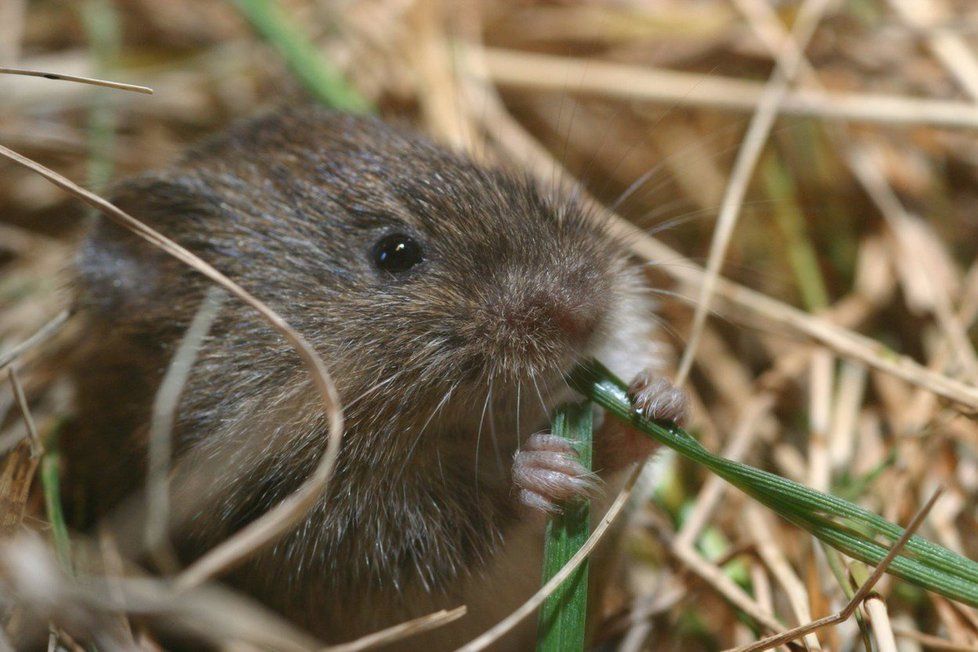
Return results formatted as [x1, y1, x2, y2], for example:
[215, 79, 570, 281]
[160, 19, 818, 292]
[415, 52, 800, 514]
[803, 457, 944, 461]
[591, 371, 687, 471]
[513, 433, 598, 513]
[627, 372, 689, 425]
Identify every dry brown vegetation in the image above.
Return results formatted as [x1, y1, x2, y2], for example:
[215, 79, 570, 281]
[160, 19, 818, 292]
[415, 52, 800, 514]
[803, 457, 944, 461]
[2, 0, 978, 649]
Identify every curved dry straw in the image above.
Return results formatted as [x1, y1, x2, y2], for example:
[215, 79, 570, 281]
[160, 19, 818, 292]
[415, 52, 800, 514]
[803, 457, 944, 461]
[0, 143, 345, 589]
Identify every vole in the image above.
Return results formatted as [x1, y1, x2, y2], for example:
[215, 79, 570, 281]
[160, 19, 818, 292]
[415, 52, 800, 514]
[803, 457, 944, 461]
[66, 105, 688, 649]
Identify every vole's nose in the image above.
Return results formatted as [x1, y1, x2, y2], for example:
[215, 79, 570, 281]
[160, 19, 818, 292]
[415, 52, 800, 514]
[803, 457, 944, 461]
[497, 288, 599, 347]
[469, 263, 611, 374]
[549, 301, 599, 344]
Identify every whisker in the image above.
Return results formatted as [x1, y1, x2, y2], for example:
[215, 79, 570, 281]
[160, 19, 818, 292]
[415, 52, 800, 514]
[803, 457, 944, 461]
[640, 197, 781, 233]
[474, 381, 494, 498]
[515, 380, 522, 449]
[610, 121, 801, 215]
[529, 370, 549, 421]
[402, 382, 459, 470]
[579, 63, 730, 203]
[608, 119, 749, 213]
[344, 367, 411, 411]
[487, 376, 502, 472]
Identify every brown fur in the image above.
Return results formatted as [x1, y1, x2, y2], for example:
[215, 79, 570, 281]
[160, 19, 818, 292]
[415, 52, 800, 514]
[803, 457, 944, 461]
[67, 105, 661, 648]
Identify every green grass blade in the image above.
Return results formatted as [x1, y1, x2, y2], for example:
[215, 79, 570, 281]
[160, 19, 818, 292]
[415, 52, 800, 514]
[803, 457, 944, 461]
[231, 0, 371, 112]
[568, 359, 978, 608]
[41, 445, 72, 573]
[537, 402, 593, 652]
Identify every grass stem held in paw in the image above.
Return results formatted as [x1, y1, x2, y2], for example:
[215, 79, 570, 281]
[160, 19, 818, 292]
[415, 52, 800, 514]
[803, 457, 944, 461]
[568, 359, 978, 609]
[537, 402, 593, 652]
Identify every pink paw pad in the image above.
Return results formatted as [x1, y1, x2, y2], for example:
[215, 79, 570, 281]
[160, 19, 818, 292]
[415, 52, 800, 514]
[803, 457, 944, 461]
[513, 433, 597, 513]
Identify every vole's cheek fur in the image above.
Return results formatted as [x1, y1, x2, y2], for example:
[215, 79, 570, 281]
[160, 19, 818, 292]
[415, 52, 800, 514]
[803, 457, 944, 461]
[67, 105, 678, 649]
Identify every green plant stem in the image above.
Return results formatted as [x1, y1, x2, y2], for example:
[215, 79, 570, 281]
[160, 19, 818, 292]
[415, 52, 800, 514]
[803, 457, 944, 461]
[761, 152, 829, 312]
[41, 446, 71, 573]
[568, 360, 978, 608]
[822, 543, 873, 649]
[231, 0, 371, 112]
[537, 402, 592, 652]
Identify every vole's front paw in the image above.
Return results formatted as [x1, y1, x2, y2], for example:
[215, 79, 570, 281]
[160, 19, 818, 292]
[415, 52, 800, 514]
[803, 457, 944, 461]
[593, 371, 689, 472]
[628, 371, 689, 425]
[513, 433, 598, 514]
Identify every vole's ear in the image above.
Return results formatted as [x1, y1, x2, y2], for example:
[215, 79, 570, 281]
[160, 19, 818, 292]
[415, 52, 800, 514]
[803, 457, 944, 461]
[74, 174, 215, 321]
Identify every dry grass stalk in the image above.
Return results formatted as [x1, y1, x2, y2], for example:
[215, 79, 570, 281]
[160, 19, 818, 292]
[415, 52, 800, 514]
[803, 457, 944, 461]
[95, 529, 137, 649]
[475, 48, 978, 130]
[676, 0, 833, 384]
[807, 349, 834, 492]
[892, 628, 978, 651]
[0, 66, 153, 94]
[864, 596, 899, 652]
[145, 287, 226, 569]
[747, 507, 821, 650]
[7, 368, 41, 459]
[408, 0, 479, 151]
[828, 361, 867, 470]
[672, 541, 785, 635]
[324, 606, 467, 652]
[0, 311, 69, 373]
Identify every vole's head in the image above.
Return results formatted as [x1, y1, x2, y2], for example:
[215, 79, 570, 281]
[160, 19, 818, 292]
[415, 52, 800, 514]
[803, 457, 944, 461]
[77, 106, 653, 452]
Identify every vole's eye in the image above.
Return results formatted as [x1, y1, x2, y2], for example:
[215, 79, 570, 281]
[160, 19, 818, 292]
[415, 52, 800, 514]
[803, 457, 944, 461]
[372, 233, 424, 275]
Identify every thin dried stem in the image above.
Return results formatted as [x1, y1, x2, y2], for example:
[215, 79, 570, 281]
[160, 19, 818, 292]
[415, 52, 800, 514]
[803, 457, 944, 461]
[865, 596, 898, 652]
[673, 541, 786, 634]
[409, 0, 478, 151]
[324, 606, 466, 652]
[473, 48, 978, 130]
[748, 507, 821, 650]
[145, 287, 226, 568]
[0, 310, 70, 372]
[0, 66, 152, 94]
[892, 628, 978, 651]
[676, 0, 832, 384]
[7, 367, 42, 458]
